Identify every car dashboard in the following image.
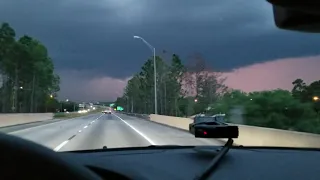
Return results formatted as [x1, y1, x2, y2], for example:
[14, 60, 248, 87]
[60, 146, 320, 180]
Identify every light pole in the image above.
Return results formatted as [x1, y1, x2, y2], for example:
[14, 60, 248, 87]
[133, 35, 157, 114]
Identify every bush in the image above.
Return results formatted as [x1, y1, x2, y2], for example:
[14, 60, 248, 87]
[53, 112, 67, 118]
[210, 89, 320, 134]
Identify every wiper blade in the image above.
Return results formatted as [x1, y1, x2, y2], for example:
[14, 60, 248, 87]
[194, 138, 234, 180]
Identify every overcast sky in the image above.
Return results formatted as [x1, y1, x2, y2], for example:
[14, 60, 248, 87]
[1, 0, 320, 102]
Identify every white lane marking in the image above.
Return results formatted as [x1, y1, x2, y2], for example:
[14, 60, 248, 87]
[54, 140, 69, 151]
[112, 113, 156, 145]
[52, 114, 104, 151]
[9, 118, 78, 134]
[95, 114, 104, 121]
[9, 114, 104, 134]
[10, 113, 104, 135]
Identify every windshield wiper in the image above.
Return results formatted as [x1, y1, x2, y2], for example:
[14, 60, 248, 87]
[193, 138, 234, 180]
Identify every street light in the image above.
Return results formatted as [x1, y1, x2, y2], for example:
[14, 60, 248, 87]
[313, 96, 319, 101]
[133, 35, 157, 114]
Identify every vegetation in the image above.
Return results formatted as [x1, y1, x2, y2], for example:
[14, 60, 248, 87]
[115, 52, 226, 117]
[115, 51, 320, 134]
[210, 79, 320, 133]
[0, 23, 60, 113]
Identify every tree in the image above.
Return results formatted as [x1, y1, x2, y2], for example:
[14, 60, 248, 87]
[124, 74, 141, 113]
[0, 23, 16, 112]
[292, 78, 308, 102]
[166, 54, 185, 116]
[292, 79, 320, 113]
[244, 89, 318, 131]
[184, 53, 227, 114]
[116, 52, 226, 117]
[0, 22, 60, 113]
[211, 85, 320, 134]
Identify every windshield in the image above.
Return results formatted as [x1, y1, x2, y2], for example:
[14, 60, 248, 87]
[0, 0, 320, 152]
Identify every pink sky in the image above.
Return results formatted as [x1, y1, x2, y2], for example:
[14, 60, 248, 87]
[223, 56, 320, 92]
[58, 56, 320, 101]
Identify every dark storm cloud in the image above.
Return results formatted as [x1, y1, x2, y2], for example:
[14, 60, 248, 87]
[2, 0, 319, 78]
[1, 0, 320, 101]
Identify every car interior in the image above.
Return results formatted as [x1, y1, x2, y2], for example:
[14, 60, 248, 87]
[2, 0, 320, 180]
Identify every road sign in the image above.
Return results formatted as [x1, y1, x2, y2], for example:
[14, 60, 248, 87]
[117, 106, 124, 111]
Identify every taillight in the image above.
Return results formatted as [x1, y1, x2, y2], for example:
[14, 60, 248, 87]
[203, 131, 207, 135]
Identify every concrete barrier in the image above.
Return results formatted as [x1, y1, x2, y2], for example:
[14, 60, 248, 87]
[149, 114, 320, 148]
[0, 113, 54, 127]
[120, 112, 150, 120]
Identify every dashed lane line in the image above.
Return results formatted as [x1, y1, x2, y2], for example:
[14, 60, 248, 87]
[53, 114, 104, 151]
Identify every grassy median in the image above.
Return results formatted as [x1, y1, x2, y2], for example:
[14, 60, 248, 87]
[53, 109, 103, 119]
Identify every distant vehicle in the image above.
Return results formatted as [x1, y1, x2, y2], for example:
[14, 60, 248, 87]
[102, 107, 111, 114]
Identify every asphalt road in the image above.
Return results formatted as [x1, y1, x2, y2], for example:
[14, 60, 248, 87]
[5, 113, 224, 152]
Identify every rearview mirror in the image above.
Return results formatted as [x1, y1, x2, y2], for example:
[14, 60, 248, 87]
[267, 0, 320, 32]
[193, 124, 239, 139]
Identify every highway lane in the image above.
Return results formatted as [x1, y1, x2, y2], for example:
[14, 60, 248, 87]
[7, 113, 224, 152]
[8, 113, 103, 151]
[0, 119, 66, 134]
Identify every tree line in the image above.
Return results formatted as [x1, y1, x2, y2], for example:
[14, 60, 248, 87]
[114, 51, 227, 117]
[206, 79, 320, 134]
[0, 23, 60, 113]
[115, 50, 320, 134]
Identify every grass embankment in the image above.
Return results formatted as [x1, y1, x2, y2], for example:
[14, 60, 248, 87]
[53, 109, 103, 119]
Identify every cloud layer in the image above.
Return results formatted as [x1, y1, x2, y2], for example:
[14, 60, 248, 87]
[223, 56, 320, 92]
[58, 70, 130, 102]
[1, 0, 320, 101]
[56, 56, 320, 101]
